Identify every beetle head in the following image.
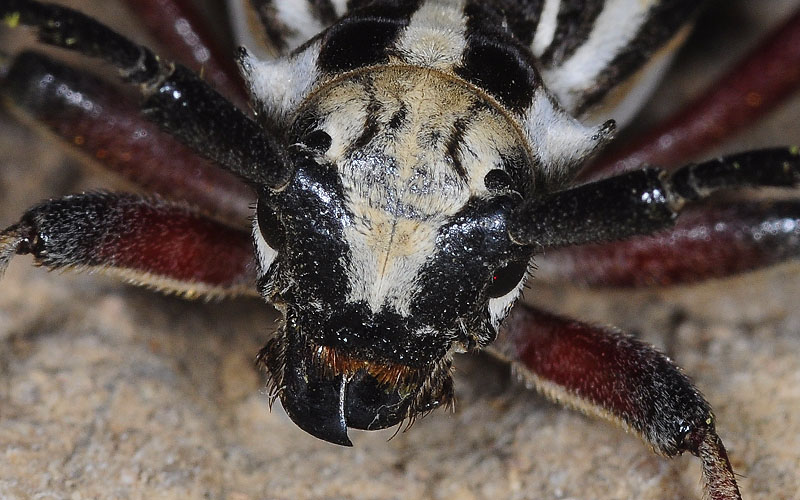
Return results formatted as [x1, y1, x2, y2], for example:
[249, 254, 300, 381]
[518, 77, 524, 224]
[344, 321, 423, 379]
[246, 64, 549, 445]
[252, 143, 533, 445]
[232, 23, 616, 441]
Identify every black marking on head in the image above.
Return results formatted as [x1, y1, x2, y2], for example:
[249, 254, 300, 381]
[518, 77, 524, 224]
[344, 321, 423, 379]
[260, 149, 352, 308]
[317, 0, 422, 73]
[445, 115, 475, 183]
[539, 0, 605, 67]
[316, 302, 452, 367]
[484, 169, 515, 194]
[419, 128, 443, 150]
[410, 196, 531, 337]
[486, 259, 528, 298]
[574, 0, 701, 115]
[387, 103, 408, 131]
[457, 2, 541, 112]
[347, 80, 382, 156]
[257, 197, 286, 250]
[302, 129, 333, 152]
[442, 101, 494, 186]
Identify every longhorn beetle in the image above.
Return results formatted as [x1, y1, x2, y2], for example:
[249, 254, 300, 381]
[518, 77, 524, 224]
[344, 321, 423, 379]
[1, 1, 799, 498]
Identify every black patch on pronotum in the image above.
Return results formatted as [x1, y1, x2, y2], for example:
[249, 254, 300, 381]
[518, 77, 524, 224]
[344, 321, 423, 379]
[317, 0, 422, 73]
[485, 0, 546, 46]
[457, 2, 541, 112]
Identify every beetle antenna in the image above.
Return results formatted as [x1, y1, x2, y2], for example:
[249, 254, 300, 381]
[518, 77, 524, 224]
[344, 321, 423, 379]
[509, 148, 800, 251]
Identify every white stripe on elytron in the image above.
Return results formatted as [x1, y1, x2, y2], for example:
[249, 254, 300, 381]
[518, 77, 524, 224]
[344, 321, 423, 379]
[541, 0, 656, 113]
[531, 0, 563, 56]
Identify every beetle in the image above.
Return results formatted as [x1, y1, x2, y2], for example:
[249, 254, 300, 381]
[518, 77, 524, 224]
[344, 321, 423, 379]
[0, 0, 796, 498]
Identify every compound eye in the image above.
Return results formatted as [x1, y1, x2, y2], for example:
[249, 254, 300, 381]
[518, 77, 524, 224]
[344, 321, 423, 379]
[486, 260, 528, 298]
[484, 169, 514, 193]
[257, 199, 285, 249]
[303, 130, 332, 152]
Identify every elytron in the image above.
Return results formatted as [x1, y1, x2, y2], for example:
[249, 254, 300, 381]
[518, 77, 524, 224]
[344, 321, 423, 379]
[1, 1, 799, 498]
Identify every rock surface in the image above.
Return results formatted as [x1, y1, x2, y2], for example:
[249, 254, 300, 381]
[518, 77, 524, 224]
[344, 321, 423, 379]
[1, 1, 799, 499]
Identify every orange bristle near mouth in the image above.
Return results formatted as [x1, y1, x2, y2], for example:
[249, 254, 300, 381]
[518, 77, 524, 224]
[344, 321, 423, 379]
[312, 344, 422, 392]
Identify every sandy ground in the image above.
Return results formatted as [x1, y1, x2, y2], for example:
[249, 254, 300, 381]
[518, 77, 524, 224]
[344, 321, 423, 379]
[1, 1, 799, 499]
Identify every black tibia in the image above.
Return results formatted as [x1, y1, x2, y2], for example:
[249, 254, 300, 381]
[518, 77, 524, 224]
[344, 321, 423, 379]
[495, 304, 742, 500]
[1, 0, 290, 189]
[509, 148, 800, 250]
[0, 192, 255, 297]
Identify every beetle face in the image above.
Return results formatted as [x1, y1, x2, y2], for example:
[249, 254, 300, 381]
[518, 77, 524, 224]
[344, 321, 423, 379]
[251, 68, 535, 445]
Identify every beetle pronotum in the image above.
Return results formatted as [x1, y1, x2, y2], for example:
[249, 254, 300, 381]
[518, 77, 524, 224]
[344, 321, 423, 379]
[1, 0, 800, 498]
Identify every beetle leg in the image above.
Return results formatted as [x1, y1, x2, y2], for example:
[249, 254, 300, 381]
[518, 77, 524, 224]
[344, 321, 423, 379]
[490, 304, 742, 500]
[1, 51, 254, 226]
[1, 0, 290, 189]
[584, 7, 800, 180]
[0, 192, 257, 299]
[534, 200, 800, 287]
